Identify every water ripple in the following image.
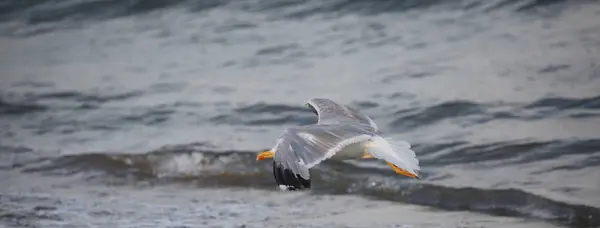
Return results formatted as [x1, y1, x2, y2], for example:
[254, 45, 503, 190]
[7, 143, 599, 227]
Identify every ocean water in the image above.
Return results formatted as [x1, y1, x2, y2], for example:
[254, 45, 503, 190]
[1, 0, 600, 227]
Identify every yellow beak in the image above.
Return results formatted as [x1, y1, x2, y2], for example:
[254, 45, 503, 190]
[256, 150, 275, 160]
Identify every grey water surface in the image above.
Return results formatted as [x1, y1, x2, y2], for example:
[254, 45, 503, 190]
[1, 0, 600, 227]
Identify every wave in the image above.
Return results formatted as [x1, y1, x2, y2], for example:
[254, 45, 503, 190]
[205, 94, 600, 131]
[210, 103, 315, 126]
[0, 98, 47, 115]
[0, 0, 188, 24]
[0, 89, 204, 135]
[5, 142, 598, 227]
[32, 91, 144, 104]
[0, 90, 144, 114]
[389, 94, 600, 132]
[4, 93, 598, 135]
[390, 100, 487, 131]
[0, 0, 588, 38]
[416, 139, 600, 168]
[345, 180, 600, 228]
[0, 0, 582, 25]
[525, 95, 600, 110]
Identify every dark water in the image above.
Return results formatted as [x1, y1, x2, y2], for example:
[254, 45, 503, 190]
[1, 0, 600, 227]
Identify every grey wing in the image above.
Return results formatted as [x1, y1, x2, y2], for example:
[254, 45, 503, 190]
[272, 124, 375, 181]
[307, 98, 379, 131]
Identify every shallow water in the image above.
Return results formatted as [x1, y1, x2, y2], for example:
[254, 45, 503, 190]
[1, 0, 600, 227]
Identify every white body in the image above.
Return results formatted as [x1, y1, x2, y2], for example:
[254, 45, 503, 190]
[330, 141, 369, 160]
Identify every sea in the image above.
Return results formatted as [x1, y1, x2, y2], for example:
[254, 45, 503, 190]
[1, 0, 600, 227]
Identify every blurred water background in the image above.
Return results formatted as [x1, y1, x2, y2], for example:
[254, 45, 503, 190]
[1, 0, 600, 227]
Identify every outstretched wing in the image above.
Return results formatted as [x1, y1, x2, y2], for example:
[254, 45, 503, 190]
[307, 98, 379, 132]
[272, 124, 375, 190]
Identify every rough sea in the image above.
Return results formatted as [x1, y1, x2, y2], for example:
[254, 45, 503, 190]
[1, 0, 600, 227]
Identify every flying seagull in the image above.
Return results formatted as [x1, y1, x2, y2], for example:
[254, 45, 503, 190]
[256, 98, 420, 190]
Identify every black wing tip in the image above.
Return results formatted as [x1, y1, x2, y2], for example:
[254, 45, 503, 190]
[273, 161, 311, 191]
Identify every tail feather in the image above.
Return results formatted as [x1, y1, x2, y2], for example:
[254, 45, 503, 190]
[367, 136, 420, 178]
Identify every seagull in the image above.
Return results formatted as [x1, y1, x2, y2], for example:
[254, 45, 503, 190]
[256, 98, 420, 191]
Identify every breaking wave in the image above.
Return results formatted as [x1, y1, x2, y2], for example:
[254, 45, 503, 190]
[3, 141, 598, 227]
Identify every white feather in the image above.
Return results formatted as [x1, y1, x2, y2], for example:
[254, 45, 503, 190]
[366, 136, 420, 177]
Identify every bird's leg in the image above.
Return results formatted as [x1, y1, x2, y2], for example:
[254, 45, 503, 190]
[361, 142, 376, 159]
[385, 161, 419, 179]
[256, 150, 274, 160]
[363, 141, 419, 179]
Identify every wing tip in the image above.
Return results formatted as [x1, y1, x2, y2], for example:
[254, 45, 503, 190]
[273, 161, 311, 191]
